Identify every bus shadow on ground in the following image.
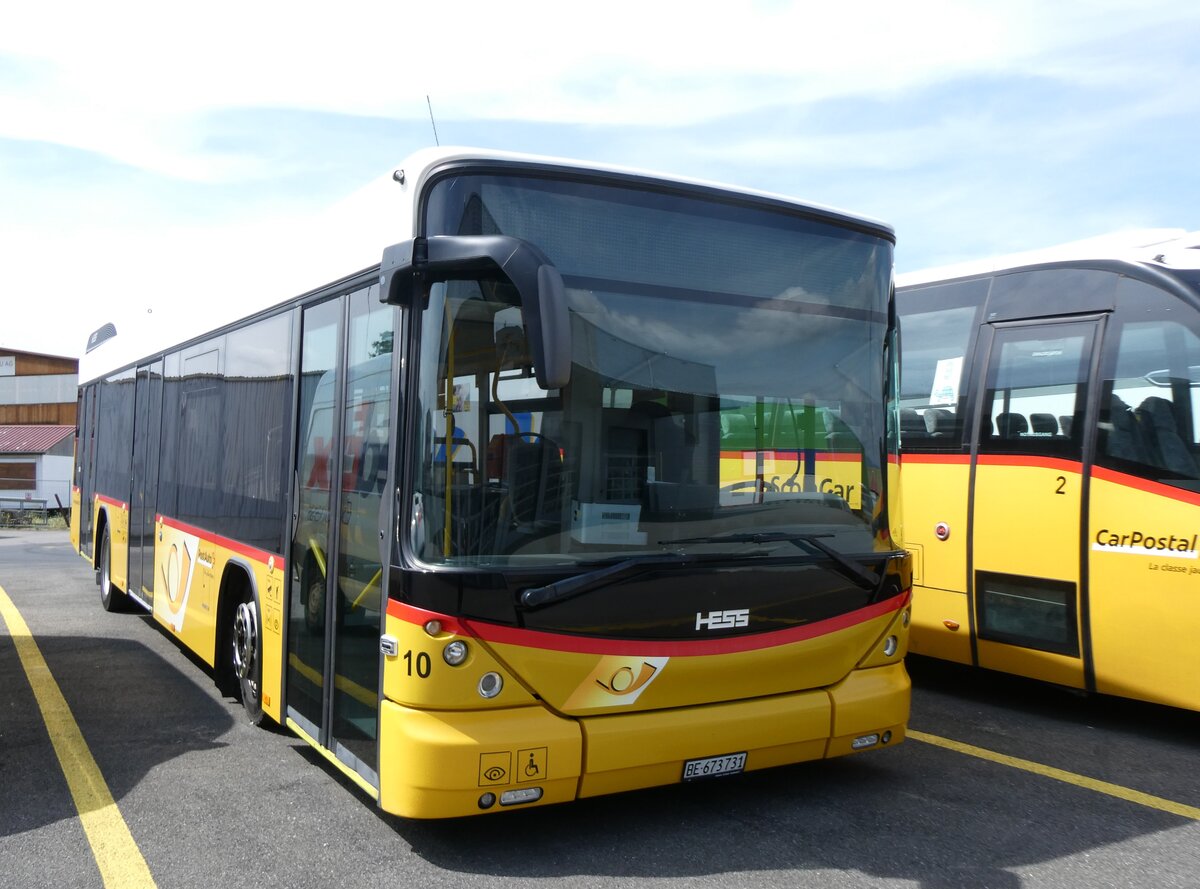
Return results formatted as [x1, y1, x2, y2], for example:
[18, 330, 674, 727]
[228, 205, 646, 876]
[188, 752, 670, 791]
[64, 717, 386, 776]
[382, 658, 1200, 887]
[0, 630, 234, 839]
[906, 653, 1200, 748]
[388, 748, 1186, 887]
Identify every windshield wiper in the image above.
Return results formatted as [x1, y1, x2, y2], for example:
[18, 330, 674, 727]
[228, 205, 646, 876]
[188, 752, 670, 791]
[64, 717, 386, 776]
[519, 550, 770, 611]
[661, 532, 901, 593]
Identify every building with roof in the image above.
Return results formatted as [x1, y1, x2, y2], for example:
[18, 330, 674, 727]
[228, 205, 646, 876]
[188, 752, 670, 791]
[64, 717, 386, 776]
[0, 347, 78, 425]
[0, 348, 79, 513]
[0, 424, 75, 509]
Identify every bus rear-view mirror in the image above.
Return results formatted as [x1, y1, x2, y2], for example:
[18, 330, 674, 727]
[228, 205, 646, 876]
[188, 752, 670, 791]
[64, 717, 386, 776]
[379, 235, 571, 390]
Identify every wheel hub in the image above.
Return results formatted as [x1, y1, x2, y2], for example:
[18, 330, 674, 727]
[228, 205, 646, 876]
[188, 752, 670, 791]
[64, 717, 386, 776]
[233, 601, 257, 680]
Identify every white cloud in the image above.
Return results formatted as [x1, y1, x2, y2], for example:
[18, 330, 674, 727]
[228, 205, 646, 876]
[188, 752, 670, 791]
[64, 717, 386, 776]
[4, 0, 1196, 180]
[2, 0, 1199, 358]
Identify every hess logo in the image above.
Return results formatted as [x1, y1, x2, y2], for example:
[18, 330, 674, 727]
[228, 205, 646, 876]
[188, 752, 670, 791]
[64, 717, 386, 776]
[695, 608, 750, 631]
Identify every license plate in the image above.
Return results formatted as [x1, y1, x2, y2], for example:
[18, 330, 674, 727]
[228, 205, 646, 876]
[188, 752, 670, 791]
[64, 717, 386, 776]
[682, 752, 747, 781]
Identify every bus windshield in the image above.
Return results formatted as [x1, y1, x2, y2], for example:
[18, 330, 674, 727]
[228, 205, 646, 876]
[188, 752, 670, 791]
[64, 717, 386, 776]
[411, 172, 894, 567]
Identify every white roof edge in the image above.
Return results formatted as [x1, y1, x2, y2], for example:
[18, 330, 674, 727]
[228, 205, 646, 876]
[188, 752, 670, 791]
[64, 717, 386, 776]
[399, 145, 894, 234]
[897, 228, 1200, 288]
[80, 145, 894, 383]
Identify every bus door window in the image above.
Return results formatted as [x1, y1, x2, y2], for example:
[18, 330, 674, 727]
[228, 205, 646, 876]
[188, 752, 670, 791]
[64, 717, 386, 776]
[977, 326, 1091, 459]
[331, 285, 393, 780]
[288, 298, 342, 740]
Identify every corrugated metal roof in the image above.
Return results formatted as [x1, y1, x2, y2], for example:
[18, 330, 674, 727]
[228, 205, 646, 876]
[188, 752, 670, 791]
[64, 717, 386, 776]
[0, 425, 74, 454]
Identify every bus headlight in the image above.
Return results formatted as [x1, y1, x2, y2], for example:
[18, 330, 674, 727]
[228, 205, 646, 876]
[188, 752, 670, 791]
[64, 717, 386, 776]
[883, 635, 898, 657]
[443, 640, 468, 666]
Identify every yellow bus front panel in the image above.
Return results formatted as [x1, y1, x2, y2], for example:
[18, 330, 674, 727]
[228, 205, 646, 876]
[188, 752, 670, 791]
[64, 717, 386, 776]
[476, 600, 905, 717]
[384, 595, 909, 717]
[378, 702, 583, 819]
[824, 660, 911, 756]
[381, 607, 541, 712]
[378, 661, 909, 818]
[577, 688, 832, 799]
[376, 595, 909, 817]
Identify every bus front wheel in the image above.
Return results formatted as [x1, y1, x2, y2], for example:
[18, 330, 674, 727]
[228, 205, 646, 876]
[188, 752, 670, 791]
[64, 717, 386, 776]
[231, 588, 265, 726]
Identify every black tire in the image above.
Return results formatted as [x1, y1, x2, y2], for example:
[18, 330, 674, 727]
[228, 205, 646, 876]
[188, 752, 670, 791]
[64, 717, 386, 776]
[98, 525, 127, 612]
[231, 586, 266, 726]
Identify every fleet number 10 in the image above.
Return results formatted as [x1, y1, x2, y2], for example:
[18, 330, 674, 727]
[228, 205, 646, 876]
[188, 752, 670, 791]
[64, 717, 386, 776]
[404, 650, 431, 678]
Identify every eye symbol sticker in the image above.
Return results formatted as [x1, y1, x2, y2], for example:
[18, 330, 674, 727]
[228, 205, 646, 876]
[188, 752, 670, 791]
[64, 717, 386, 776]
[478, 752, 512, 786]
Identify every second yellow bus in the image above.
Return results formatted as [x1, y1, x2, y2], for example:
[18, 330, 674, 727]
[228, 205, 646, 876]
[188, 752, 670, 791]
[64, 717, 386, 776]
[897, 230, 1200, 709]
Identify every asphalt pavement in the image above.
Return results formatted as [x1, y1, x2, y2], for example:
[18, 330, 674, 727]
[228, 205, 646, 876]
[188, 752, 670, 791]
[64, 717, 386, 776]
[3, 528, 1199, 889]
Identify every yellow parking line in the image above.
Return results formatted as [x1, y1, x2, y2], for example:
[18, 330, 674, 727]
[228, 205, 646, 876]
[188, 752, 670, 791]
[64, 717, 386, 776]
[0, 583, 157, 888]
[909, 728, 1200, 821]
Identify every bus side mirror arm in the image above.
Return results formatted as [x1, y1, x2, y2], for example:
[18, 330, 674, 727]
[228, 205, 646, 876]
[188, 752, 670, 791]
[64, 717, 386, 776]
[379, 235, 571, 390]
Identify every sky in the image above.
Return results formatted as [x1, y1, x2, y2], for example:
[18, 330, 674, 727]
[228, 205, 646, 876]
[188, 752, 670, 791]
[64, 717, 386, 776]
[2, 0, 1198, 361]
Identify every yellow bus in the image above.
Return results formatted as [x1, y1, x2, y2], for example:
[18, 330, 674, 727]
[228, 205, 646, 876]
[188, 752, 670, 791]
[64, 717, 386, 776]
[897, 230, 1200, 709]
[72, 147, 911, 818]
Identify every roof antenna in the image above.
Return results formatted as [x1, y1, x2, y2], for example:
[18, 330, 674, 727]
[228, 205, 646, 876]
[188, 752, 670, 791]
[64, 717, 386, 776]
[426, 95, 440, 146]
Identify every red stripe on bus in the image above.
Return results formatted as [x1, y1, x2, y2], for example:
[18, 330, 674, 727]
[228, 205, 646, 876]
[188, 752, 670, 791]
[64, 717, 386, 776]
[1092, 465, 1200, 507]
[975, 454, 1082, 473]
[387, 591, 911, 657]
[900, 453, 1082, 473]
[899, 453, 970, 465]
[95, 493, 128, 511]
[902, 456, 1200, 505]
[157, 515, 285, 568]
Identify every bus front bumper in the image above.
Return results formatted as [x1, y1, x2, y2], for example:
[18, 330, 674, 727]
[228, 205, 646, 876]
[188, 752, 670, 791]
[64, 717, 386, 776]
[378, 660, 909, 819]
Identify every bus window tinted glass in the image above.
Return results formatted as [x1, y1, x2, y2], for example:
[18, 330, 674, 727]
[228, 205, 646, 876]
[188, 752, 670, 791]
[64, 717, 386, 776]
[978, 323, 1092, 458]
[414, 174, 895, 567]
[1099, 279, 1200, 487]
[897, 278, 987, 449]
[899, 304, 976, 447]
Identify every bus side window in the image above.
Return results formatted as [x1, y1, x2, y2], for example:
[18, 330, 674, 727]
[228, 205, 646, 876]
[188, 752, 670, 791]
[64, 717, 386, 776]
[1099, 279, 1200, 487]
[897, 279, 987, 452]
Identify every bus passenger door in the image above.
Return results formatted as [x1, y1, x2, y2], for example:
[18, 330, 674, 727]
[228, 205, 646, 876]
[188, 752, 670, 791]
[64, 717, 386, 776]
[128, 359, 162, 608]
[287, 288, 394, 790]
[969, 319, 1101, 689]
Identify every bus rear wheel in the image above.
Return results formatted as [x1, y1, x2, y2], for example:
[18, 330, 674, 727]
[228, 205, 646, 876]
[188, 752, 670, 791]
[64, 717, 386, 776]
[98, 525, 127, 612]
[231, 590, 265, 726]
